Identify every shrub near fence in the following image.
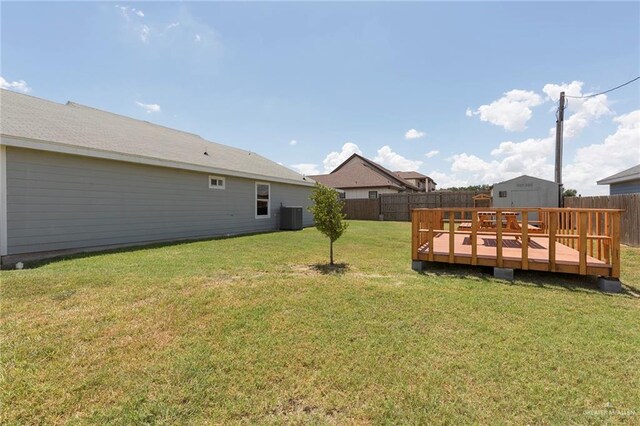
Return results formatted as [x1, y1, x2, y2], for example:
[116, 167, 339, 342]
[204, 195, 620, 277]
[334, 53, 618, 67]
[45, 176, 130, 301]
[342, 191, 479, 222]
[564, 194, 640, 247]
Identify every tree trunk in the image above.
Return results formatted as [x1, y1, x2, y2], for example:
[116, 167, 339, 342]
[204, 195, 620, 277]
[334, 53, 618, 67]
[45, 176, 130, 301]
[330, 240, 334, 265]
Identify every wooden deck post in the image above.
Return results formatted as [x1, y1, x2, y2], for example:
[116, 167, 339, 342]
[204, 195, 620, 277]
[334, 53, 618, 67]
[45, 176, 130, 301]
[411, 210, 419, 260]
[579, 211, 588, 275]
[548, 212, 557, 272]
[496, 210, 503, 268]
[448, 211, 455, 263]
[471, 210, 478, 266]
[611, 211, 621, 278]
[521, 211, 529, 270]
[427, 210, 434, 262]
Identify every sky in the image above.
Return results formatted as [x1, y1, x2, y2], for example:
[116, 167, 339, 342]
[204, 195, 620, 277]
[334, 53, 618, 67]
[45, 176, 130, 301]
[1, 1, 639, 195]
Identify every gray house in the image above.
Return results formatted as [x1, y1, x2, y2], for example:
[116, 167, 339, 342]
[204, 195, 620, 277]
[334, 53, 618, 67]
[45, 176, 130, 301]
[492, 175, 560, 210]
[0, 90, 314, 265]
[597, 164, 640, 195]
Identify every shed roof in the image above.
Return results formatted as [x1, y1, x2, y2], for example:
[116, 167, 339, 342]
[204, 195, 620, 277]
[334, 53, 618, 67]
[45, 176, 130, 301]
[0, 89, 312, 186]
[597, 164, 640, 185]
[493, 174, 560, 187]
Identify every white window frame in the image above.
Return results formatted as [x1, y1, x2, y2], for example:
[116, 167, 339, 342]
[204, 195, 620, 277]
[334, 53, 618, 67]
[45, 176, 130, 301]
[209, 175, 225, 190]
[255, 182, 271, 219]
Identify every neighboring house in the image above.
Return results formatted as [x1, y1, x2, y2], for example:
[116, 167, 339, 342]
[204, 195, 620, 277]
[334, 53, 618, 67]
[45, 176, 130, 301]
[309, 154, 429, 199]
[393, 171, 437, 192]
[597, 164, 640, 195]
[0, 90, 314, 265]
[492, 175, 560, 211]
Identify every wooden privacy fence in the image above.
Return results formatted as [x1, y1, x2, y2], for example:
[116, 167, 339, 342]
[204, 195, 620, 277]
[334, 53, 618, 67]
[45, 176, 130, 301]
[565, 194, 639, 247]
[342, 198, 381, 220]
[342, 191, 480, 221]
[411, 208, 622, 278]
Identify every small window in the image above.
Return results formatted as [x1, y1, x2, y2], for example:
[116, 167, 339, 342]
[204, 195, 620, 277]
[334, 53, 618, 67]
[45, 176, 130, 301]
[499, 191, 507, 198]
[209, 176, 225, 189]
[339, 192, 346, 199]
[369, 191, 378, 199]
[256, 182, 270, 218]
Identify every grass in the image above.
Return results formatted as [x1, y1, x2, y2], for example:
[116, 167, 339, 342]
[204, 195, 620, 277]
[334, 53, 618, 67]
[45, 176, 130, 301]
[1, 220, 639, 424]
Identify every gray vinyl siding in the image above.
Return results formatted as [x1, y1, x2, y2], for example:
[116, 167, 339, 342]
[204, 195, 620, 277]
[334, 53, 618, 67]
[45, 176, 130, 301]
[610, 179, 640, 195]
[5, 147, 313, 255]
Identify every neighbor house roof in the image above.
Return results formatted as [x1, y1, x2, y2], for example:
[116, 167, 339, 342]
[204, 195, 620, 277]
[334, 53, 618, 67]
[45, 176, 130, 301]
[309, 154, 420, 191]
[0, 89, 312, 186]
[394, 171, 436, 184]
[597, 164, 640, 185]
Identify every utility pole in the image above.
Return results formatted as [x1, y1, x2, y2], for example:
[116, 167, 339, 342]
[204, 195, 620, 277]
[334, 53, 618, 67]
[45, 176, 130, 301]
[555, 91, 565, 206]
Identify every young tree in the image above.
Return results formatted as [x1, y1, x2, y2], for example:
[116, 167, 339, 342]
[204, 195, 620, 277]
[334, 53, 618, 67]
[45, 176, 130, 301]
[563, 188, 578, 197]
[308, 183, 349, 265]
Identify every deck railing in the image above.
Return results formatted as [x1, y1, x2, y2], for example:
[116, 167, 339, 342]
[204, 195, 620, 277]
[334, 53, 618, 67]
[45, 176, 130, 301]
[411, 208, 623, 278]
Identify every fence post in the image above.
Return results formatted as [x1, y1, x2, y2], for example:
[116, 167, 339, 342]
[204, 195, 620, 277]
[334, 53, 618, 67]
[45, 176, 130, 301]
[496, 210, 503, 267]
[548, 212, 557, 272]
[611, 211, 621, 278]
[521, 211, 529, 270]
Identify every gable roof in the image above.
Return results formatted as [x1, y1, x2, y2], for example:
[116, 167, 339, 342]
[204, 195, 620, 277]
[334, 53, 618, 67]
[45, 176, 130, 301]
[309, 153, 420, 191]
[493, 174, 560, 187]
[597, 164, 640, 185]
[0, 89, 312, 186]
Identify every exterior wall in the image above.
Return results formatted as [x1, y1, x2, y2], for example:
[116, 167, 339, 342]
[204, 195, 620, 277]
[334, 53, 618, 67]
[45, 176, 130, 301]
[610, 179, 640, 195]
[343, 187, 399, 199]
[4, 147, 313, 257]
[426, 180, 436, 192]
[492, 176, 560, 209]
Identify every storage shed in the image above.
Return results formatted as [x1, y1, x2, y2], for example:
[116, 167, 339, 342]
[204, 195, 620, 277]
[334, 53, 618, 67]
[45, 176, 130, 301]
[0, 90, 315, 266]
[492, 175, 560, 210]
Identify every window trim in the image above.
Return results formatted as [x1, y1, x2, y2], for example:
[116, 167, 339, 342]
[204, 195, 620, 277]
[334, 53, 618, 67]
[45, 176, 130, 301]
[255, 182, 271, 219]
[209, 175, 225, 190]
[368, 190, 378, 199]
[338, 191, 346, 199]
[498, 190, 507, 198]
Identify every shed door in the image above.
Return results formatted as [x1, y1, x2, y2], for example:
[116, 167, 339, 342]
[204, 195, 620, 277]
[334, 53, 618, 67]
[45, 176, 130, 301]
[510, 189, 539, 207]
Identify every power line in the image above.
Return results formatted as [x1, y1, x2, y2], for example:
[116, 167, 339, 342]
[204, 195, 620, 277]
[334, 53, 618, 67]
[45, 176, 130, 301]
[564, 76, 640, 98]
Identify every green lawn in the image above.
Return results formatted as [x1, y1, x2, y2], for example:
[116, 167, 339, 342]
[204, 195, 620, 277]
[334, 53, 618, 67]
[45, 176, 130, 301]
[1, 221, 639, 424]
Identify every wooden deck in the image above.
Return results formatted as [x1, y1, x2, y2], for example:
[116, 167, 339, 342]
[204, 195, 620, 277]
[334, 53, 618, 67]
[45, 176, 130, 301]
[412, 208, 623, 278]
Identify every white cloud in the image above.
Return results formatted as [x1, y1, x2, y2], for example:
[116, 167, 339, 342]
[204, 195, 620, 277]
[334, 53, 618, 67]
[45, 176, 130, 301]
[468, 89, 544, 131]
[167, 22, 180, 30]
[139, 25, 150, 42]
[564, 110, 640, 194]
[323, 142, 362, 173]
[374, 146, 423, 171]
[0, 76, 31, 93]
[135, 101, 161, 113]
[465, 108, 474, 117]
[290, 163, 320, 176]
[543, 81, 611, 138]
[429, 171, 471, 189]
[194, 34, 201, 42]
[425, 150, 439, 158]
[115, 5, 144, 20]
[405, 129, 426, 139]
[289, 140, 298, 146]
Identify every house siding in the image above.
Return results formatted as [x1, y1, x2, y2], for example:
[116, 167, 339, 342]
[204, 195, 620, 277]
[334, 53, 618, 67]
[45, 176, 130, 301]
[342, 187, 399, 199]
[610, 179, 640, 195]
[5, 147, 313, 256]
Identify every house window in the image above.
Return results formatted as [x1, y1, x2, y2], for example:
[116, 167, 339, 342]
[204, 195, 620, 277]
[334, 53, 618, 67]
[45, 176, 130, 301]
[256, 182, 270, 218]
[209, 176, 225, 189]
[369, 191, 378, 199]
[339, 192, 346, 199]
[499, 191, 507, 198]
